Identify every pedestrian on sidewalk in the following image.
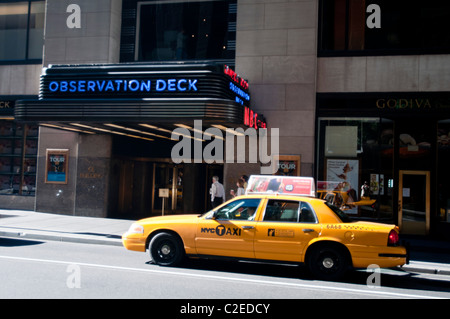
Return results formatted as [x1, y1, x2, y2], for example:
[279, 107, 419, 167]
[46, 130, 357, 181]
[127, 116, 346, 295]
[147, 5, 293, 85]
[230, 179, 245, 198]
[210, 176, 225, 208]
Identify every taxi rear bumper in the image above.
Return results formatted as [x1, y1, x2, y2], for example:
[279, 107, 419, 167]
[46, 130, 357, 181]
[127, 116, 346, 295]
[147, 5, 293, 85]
[350, 244, 408, 269]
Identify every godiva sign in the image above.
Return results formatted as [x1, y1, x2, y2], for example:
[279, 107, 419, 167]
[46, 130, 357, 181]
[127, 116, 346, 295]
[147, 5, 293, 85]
[376, 98, 432, 109]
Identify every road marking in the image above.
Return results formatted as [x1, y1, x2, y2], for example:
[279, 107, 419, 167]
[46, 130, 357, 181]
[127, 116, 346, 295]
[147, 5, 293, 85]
[0, 254, 445, 299]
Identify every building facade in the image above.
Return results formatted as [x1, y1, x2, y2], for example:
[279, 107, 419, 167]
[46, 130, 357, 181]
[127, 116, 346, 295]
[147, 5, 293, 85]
[1, 0, 449, 239]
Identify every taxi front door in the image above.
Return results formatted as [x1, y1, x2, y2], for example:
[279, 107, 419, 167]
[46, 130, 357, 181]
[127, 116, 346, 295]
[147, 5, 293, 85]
[194, 198, 262, 259]
[195, 219, 256, 258]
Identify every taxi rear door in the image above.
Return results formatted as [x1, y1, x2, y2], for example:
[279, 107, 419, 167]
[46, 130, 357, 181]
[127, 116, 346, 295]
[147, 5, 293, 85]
[254, 199, 321, 263]
[195, 198, 263, 259]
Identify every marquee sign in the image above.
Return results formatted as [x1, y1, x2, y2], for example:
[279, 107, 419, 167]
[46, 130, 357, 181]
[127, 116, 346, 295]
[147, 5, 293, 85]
[40, 64, 250, 107]
[31, 63, 266, 129]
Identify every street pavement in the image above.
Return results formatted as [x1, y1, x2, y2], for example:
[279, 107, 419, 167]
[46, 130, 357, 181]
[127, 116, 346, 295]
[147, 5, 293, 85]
[0, 208, 449, 276]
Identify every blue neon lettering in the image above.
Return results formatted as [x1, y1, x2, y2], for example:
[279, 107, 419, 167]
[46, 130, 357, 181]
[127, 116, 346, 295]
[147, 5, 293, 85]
[87, 81, 96, 92]
[114, 80, 123, 91]
[140, 80, 151, 92]
[177, 79, 187, 91]
[167, 79, 176, 91]
[69, 81, 77, 92]
[188, 79, 198, 91]
[104, 81, 113, 91]
[156, 79, 166, 91]
[229, 82, 250, 101]
[128, 80, 139, 91]
[96, 80, 105, 91]
[60, 81, 68, 92]
[47, 79, 199, 94]
[49, 82, 58, 92]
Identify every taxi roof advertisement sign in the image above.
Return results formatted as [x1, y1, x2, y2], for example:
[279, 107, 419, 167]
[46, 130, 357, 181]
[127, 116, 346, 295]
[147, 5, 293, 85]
[245, 175, 315, 197]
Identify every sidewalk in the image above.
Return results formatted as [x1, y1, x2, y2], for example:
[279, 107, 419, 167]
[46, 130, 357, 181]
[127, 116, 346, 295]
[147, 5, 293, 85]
[1, 209, 449, 276]
[0, 209, 129, 247]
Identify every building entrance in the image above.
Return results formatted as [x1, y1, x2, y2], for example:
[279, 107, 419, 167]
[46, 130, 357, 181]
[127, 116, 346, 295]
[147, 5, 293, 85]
[153, 163, 183, 215]
[110, 156, 223, 219]
[398, 170, 430, 235]
[395, 118, 434, 235]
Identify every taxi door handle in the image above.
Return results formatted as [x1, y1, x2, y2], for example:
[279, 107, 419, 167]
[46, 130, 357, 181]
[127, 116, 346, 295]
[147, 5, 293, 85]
[242, 226, 255, 230]
[302, 228, 314, 233]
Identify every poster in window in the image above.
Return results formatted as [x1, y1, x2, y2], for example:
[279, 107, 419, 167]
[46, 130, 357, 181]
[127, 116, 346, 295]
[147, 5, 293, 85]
[45, 149, 69, 184]
[274, 155, 300, 176]
[325, 159, 359, 214]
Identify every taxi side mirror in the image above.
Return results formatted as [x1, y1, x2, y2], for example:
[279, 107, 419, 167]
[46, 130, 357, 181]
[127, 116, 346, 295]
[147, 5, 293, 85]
[211, 211, 218, 220]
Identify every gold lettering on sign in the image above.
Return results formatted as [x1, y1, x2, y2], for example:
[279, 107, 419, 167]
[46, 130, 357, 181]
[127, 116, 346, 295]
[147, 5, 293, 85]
[79, 166, 103, 179]
[376, 99, 432, 109]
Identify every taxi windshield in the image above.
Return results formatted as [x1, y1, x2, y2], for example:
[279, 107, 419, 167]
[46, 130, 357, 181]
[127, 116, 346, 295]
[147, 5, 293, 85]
[325, 202, 353, 223]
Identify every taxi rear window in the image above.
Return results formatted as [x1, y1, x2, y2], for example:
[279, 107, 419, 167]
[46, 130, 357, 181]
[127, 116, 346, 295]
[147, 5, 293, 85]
[325, 202, 353, 223]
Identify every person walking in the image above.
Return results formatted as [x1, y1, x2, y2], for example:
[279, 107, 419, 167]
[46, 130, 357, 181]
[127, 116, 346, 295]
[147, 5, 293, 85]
[230, 179, 245, 198]
[210, 176, 225, 208]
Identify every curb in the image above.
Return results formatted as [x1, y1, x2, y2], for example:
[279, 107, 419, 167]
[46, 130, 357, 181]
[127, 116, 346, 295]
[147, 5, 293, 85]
[0, 230, 123, 247]
[401, 263, 450, 276]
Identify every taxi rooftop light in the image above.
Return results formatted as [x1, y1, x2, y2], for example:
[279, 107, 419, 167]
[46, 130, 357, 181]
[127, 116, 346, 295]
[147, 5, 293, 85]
[245, 175, 316, 197]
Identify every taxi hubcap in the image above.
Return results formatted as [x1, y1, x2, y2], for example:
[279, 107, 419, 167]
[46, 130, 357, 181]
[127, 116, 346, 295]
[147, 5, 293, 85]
[160, 244, 171, 256]
[322, 257, 335, 269]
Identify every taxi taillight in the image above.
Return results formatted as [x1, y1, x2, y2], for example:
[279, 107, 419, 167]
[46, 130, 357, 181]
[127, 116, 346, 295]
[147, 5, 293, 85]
[388, 229, 400, 246]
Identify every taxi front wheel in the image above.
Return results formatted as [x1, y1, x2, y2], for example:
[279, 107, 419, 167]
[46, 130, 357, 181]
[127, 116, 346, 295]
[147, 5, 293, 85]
[149, 232, 185, 267]
[307, 243, 350, 281]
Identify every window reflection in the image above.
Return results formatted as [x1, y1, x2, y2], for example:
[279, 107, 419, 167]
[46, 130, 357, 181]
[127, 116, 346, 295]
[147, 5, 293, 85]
[137, 1, 236, 62]
[0, 1, 44, 61]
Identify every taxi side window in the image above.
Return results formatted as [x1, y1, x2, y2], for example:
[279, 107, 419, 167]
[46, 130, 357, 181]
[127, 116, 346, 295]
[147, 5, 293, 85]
[263, 200, 299, 222]
[263, 200, 318, 223]
[299, 202, 317, 223]
[215, 198, 261, 220]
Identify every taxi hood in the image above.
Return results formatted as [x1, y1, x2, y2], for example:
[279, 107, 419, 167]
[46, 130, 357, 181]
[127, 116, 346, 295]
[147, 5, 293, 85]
[136, 214, 199, 225]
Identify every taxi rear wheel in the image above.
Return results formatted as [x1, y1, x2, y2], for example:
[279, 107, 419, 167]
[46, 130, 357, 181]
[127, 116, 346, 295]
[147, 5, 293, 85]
[307, 243, 350, 281]
[149, 232, 184, 267]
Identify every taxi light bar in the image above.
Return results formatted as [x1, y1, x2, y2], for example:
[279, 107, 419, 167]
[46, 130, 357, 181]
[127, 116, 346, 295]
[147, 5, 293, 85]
[245, 175, 315, 197]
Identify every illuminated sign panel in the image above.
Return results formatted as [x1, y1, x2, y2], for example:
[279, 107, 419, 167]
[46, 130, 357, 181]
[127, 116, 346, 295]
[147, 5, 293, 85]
[48, 79, 199, 94]
[245, 175, 315, 197]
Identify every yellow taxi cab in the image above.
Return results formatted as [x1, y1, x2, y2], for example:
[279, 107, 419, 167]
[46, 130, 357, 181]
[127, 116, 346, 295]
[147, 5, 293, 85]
[122, 175, 408, 280]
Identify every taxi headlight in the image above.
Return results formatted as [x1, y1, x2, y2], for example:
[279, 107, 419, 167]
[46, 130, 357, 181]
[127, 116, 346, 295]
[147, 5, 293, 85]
[127, 223, 144, 234]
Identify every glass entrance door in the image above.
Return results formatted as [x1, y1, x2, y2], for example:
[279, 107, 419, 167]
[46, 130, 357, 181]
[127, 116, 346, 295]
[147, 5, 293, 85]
[398, 170, 430, 235]
[153, 163, 183, 215]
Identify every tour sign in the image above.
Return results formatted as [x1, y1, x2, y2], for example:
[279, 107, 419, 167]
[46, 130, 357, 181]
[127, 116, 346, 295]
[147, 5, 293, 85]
[245, 175, 315, 197]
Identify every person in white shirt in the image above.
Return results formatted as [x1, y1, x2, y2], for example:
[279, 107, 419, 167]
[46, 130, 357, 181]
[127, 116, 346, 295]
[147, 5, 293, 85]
[230, 179, 245, 198]
[210, 176, 225, 208]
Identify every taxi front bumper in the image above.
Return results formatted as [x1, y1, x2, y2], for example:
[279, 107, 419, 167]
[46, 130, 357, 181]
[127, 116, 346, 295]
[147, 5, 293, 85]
[122, 232, 146, 252]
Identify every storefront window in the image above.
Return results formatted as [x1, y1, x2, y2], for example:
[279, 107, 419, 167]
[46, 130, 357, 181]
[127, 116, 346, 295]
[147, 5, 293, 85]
[136, 0, 236, 62]
[0, 121, 37, 196]
[0, 1, 45, 62]
[316, 117, 394, 219]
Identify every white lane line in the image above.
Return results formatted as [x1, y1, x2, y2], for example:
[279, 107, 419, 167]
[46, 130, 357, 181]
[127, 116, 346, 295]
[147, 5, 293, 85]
[0, 255, 444, 299]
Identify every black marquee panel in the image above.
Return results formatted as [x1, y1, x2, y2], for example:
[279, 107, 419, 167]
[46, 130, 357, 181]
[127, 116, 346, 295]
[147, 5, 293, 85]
[39, 63, 249, 105]
[15, 62, 260, 128]
[15, 98, 243, 125]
